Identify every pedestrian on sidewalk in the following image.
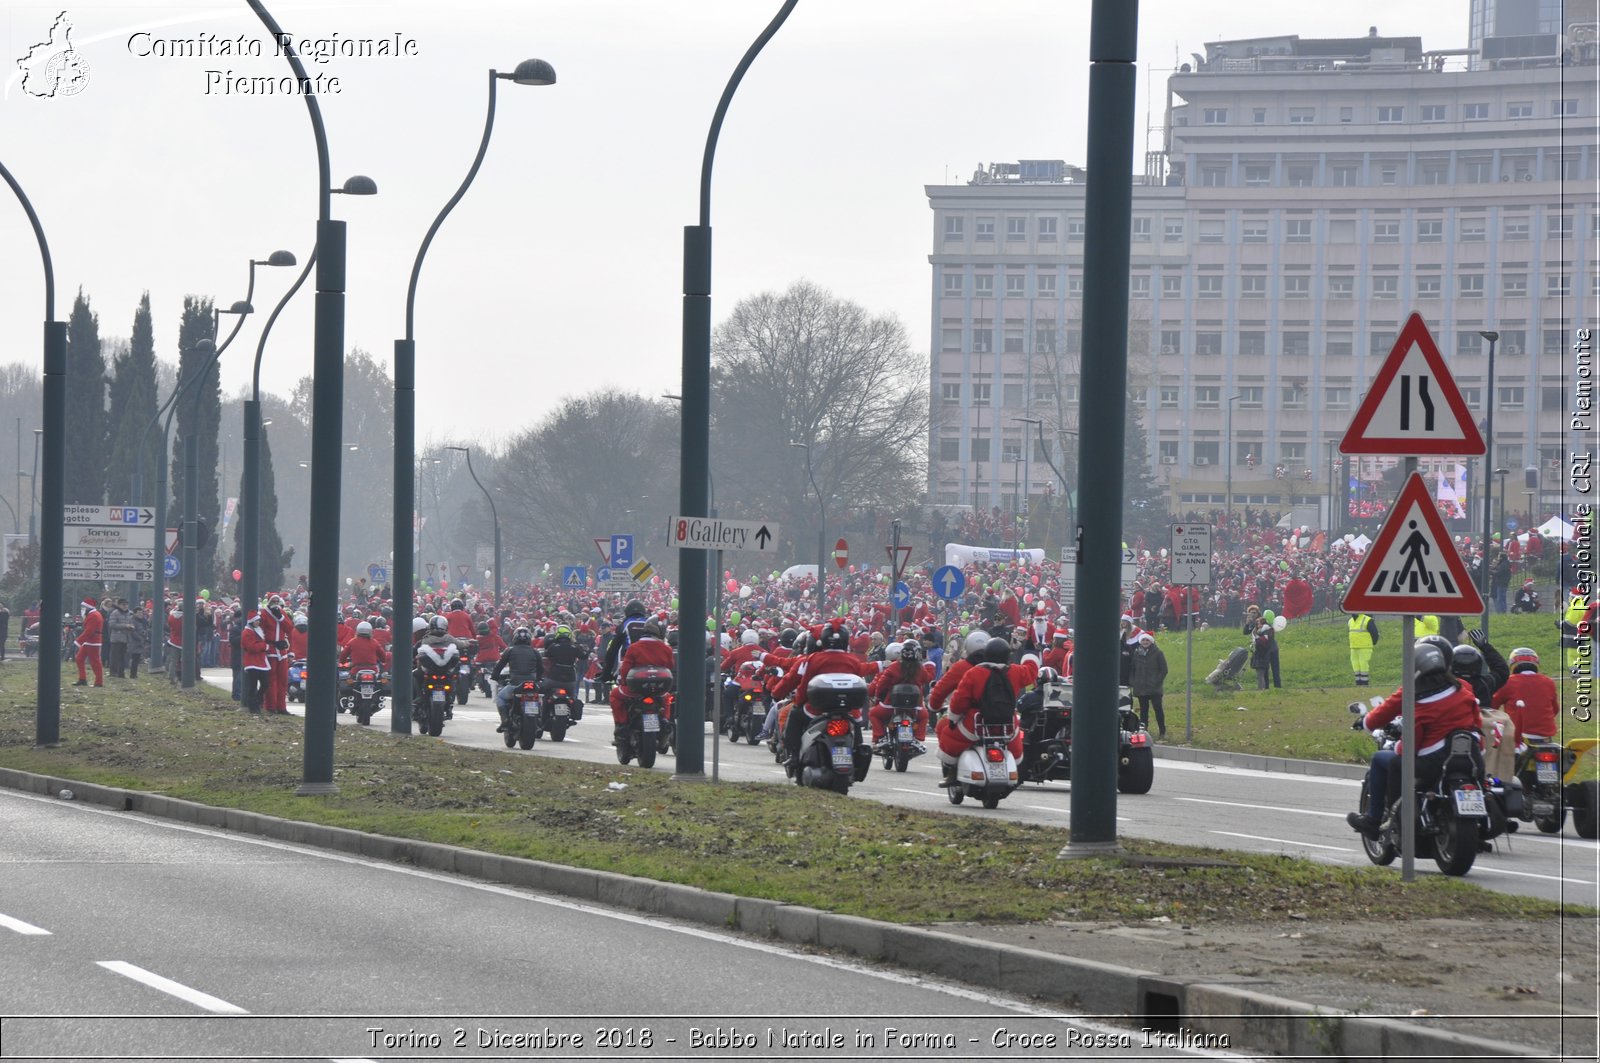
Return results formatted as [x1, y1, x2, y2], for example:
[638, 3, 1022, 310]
[73, 596, 104, 687]
[1128, 632, 1169, 738]
[128, 602, 149, 679]
[107, 598, 132, 678]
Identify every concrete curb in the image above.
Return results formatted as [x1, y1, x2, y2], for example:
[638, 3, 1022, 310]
[1153, 743, 1368, 780]
[0, 766, 1558, 1063]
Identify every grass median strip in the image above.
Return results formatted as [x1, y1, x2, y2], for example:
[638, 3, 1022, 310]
[0, 665, 1585, 926]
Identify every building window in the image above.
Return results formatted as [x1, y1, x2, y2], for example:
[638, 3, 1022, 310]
[1332, 164, 1359, 186]
[1067, 275, 1083, 297]
[976, 217, 995, 240]
[971, 382, 992, 405]
[974, 274, 994, 297]
[1461, 387, 1483, 408]
[1500, 330, 1527, 354]
[1339, 106, 1354, 123]
[1130, 275, 1151, 298]
[1326, 332, 1354, 357]
[1499, 386, 1525, 409]
[1287, 164, 1314, 187]
[940, 328, 962, 352]
[1553, 99, 1578, 117]
[1238, 386, 1264, 408]
[939, 438, 960, 461]
[1326, 387, 1351, 409]
[943, 216, 964, 240]
[1329, 275, 1354, 299]
[1282, 385, 1307, 409]
[1461, 158, 1491, 183]
[1502, 274, 1527, 297]
[1005, 274, 1026, 298]
[1282, 331, 1310, 357]
[1329, 219, 1356, 243]
[1163, 219, 1184, 241]
[1417, 219, 1443, 242]
[1038, 216, 1057, 241]
[1193, 442, 1220, 465]
[943, 273, 963, 296]
[1377, 106, 1404, 123]
[1240, 275, 1266, 298]
[1034, 326, 1057, 354]
[1283, 275, 1310, 299]
[1421, 104, 1447, 121]
[1458, 274, 1484, 298]
[1421, 162, 1448, 185]
[1460, 218, 1487, 241]
[1242, 220, 1268, 243]
[1548, 273, 1572, 297]
[972, 326, 992, 352]
[1195, 386, 1220, 408]
[1548, 214, 1574, 238]
[1288, 107, 1314, 124]
[1239, 331, 1266, 356]
[1203, 107, 1228, 124]
[1161, 275, 1183, 298]
[1373, 220, 1401, 243]
[1159, 386, 1180, 408]
[940, 383, 961, 404]
[1001, 437, 1023, 463]
[1281, 443, 1307, 464]
[1198, 219, 1224, 243]
[1006, 217, 1026, 240]
[1380, 165, 1398, 185]
[970, 438, 991, 462]
[1198, 275, 1224, 299]
[1456, 332, 1482, 356]
[1003, 324, 1025, 353]
[1285, 219, 1312, 243]
[1508, 101, 1533, 118]
[1252, 107, 1267, 124]
[1370, 330, 1396, 356]
[1504, 217, 1531, 240]
[1373, 276, 1398, 299]
[1067, 216, 1085, 239]
[1195, 331, 1222, 356]
[1244, 164, 1272, 186]
[1544, 329, 1566, 355]
[1543, 385, 1565, 411]
[1132, 217, 1152, 241]
[1158, 441, 1180, 463]
[1464, 102, 1490, 120]
[1200, 167, 1228, 187]
[1037, 273, 1056, 299]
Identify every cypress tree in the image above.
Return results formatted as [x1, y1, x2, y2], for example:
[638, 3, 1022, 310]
[105, 293, 160, 506]
[63, 289, 106, 504]
[230, 421, 290, 597]
[169, 297, 221, 582]
[1123, 401, 1168, 545]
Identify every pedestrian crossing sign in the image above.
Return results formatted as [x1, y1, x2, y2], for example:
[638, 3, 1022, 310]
[1341, 472, 1484, 615]
[561, 566, 587, 589]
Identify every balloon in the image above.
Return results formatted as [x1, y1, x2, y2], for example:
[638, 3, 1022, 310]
[726, 578, 739, 594]
[1023, 593, 1034, 605]
[1262, 611, 1275, 623]
[739, 585, 752, 599]
[725, 570, 732, 579]
[199, 589, 210, 600]
[543, 563, 550, 571]
[345, 577, 353, 586]
[1273, 615, 1287, 632]
[729, 610, 741, 625]
[1031, 574, 1040, 587]
[706, 616, 716, 631]
[670, 597, 679, 609]
[1159, 548, 1168, 558]
[484, 569, 491, 580]
[231, 569, 242, 581]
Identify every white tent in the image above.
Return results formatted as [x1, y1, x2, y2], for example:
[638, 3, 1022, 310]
[1537, 516, 1575, 540]
[1349, 533, 1373, 553]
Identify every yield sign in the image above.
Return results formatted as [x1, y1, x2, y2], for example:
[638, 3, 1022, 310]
[593, 537, 612, 566]
[1341, 312, 1485, 456]
[886, 544, 912, 580]
[1342, 472, 1484, 615]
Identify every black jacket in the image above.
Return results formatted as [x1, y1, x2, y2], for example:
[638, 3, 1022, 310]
[493, 644, 544, 685]
[542, 635, 584, 685]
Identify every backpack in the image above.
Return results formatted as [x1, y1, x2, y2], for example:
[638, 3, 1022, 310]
[977, 666, 1017, 727]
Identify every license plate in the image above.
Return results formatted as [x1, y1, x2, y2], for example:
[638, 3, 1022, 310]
[642, 714, 660, 733]
[896, 725, 912, 741]
[460, 666, 471, 675]
[554, 704, 569, 716]
[361, 685, 373, 697]
[1536, 762, 1559, 784]
[432, 691, 445, 705]
[984, 758, 1010, 783]
[1453, 789, 1487, 816]
[830, 745, 855, 770]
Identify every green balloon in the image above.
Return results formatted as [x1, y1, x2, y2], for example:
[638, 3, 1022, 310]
[670, 597, 679, 609]
[1262, 611, 1275, 623]
[706, 616, 716, 632]
[200, 589, 210, 600]
[730, 610, 742, 625]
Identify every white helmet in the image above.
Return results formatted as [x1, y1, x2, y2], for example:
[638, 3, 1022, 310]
[356, 621, 373, 636]
[719, 631, 733, 650]
[412, 617, 429, 634]
[885, 641, 903, 659]
[741, 629, 759, 646]
[964, 630, 990, 655]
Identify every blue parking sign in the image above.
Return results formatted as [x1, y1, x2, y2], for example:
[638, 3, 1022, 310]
[610, 534, 633, 567]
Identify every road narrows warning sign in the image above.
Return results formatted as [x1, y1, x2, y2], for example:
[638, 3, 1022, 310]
[1340, 313, 1486, 456]
[1341, 473, 1485, 615]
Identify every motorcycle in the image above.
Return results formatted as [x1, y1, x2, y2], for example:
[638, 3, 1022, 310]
[722, 663, 763, 744]
[946, 721, 1019, 810]
[414, 642, 460, 737]
[342, 667, 386, 726]
[616, 666, 673, 768]
[537, 678, 582, 742]
[505, 679, 541, 751]
[1018, 679, 1153, 794]
[333, 667, 351, 712]
[875, 681, 926, 773]
[1350, 707, 1491, 876]
[287, 658, 307, 703]
[792, 674, 871, 795]
[454, 640, 479, 705]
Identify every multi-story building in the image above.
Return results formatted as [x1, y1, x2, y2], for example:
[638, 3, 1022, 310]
[927, 11, 1596, 529]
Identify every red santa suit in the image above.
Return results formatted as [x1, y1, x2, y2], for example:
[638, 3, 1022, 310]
[1492, 671, 1561, 744]
[445, 608, 476, 640]
[340, 635, 389, 671]
[719, 642, 763, 674]
[867, 658, 934, 741]
[288, 623, 309, 661]
[240, 618, 275, 711]
[74, 599, 104, 685]
[257, 601, 292, 711]
[936, 657, 1036, 764]
[610, 635, 676, 726]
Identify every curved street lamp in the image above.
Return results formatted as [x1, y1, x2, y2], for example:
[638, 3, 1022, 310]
[391, 59, 554, 735]
[446, 446, 501, 613]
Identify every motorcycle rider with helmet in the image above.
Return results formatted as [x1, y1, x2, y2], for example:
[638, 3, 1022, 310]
[473, 620, 506, 696]
[599, 599, 651, 695]
[868, 639, 934, 746]
[780, 621, 872, 771]
[938, 637, 1036, 783]
[491, 626, 545, 733]
[1346, 642, 1483, 839]
[1492, 647, 1560, 747]
[928, 629, 994, 714]
[540, 623, 586, 721]
[612, 619, 676, 747]
[444, 598, 476, 641]
[1447, 627, 1509, 706]
[414, 615, 462, 720]
[339, 621, 388, 671]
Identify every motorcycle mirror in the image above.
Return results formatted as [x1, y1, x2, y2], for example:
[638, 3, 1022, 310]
[1347, 701, 1365, 714]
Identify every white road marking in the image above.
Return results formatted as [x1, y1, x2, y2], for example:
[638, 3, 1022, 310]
[96, 961, 248, 1013]
[0, 911, 51, 935]
[1470, 865, 1595, 886]
[1024, 805, 1133, 822]
[1209, 830, 1349, 852]
[1178, 796, 1348, 818]
[1158, 759, 1360, 787]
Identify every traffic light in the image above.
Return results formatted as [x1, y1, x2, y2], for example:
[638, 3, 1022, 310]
[172, 519, 213, 553]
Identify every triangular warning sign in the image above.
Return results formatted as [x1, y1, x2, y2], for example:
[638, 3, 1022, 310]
[1340, 313, 1486, 456]
[1342, 472, 1485, 615]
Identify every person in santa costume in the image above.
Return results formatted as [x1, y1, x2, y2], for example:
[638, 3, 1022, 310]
[72, 596, 104, 686]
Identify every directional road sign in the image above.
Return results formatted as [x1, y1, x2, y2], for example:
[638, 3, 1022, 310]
[63, 502, 157, 582]
[63, 547, 155, 561]
[667, 515, 779, 554]
[64, 504, 155, 526]
[163, 555, 180, 579]
[595, 566, 636, 587]
[1169, 524, 1212, 586]
[1341, 313, 1485, 456]
[1120, 547, 1140, 587]
[891, 581, 911, 610]
[931, 564, 965, 601]
[610, 534, 634, 567]
[1342, 473, 1484, 615]
[834, 538, 849, 569]
[61, 566, 153, 582]
[561, 565, 588, 589]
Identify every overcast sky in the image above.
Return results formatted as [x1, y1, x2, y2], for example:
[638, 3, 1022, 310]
[1, 0, 1466, 447]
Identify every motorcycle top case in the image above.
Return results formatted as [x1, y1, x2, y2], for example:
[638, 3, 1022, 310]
[626, 666, 674, 697]
[887, 682, 922, 709]
[806, 673, 869, 712]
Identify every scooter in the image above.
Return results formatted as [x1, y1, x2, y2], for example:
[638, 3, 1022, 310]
[875, 681, 926, 773]
[946, 721, 1019, 810]
[286, 658, 307, 703]
[792, 674, 872, 795]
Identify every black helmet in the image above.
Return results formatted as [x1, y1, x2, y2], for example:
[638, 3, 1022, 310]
[666, 629, 679, 648]
[900, 640, 921, 662]
[477, 621, 490, 635]
[1414, 644, 1452, 694]
[1416, 635, 1454, 659]
[450, 598, 464, 611]
[818, 624, 849, 651]
[625, 599, 647, 618]
[983, 637, 1012, 664]
[513, 626, 531, 645]
[1450, 644, 1485, 679]
[779, 627, 798, 648]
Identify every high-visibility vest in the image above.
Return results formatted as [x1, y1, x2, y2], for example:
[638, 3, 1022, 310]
[1415, 615, 1440, 638]
[1348, 614, 1374, 650]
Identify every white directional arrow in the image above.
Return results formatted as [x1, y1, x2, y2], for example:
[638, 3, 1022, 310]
[938, 569, 960, 597]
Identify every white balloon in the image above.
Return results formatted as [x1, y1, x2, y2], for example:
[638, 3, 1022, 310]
[739, 585, 752, 599]
[1159, 548, 1168, 558]
[1273, 615, 1287, 632]
[1343, 533, 1355, 543]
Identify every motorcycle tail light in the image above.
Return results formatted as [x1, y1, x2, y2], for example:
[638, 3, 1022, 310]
[643, 697, 654, 705]
[522, 682, 536, 691]
[825, 719, 851, 737]
[1460, 782, 1480, 791]
[1535, 750, 1560, 763]
[1129, 732, 1150, 746]
[985, 747, 1005, 763]
[557, 688, 568, 696]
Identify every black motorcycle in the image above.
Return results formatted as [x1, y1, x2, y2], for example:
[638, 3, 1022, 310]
[616, 667, 672, 769]
[1351, 709, 1492, 876]
[537, 678, 582, 742]
[454, 640, 479, 705]
[505, 679, 540, 751]
[341, 666, 386, 726]
[876, 682, 926, 773]
[1019, 679, 1153, 794]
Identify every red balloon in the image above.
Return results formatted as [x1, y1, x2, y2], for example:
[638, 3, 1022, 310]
[725, 578, 739, 593]
[231, 569, 242, 581]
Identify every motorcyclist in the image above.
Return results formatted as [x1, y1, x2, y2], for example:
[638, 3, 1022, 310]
[1448, 627, 1509, 706]
[491, 626, 545, 734]
[611, 619, 676, 747]
[1346, 642, 1482, 839]
[339, 621, 389, 671]
[288, 613, 309, 661]
[720, 628, 764, 673]
[540, 623, 586, 720]
[1491, 647, 1560, 747]
[937, 637, 1035, 783]
[414, 615, 462, 720]
[444, 598, 476, 641]
[473, 620, 506, 696]
[928, 629, 992, 714]
[868, 639, 934, 747]
[600, 599, 651, 689]
[781, 621, 871, 771]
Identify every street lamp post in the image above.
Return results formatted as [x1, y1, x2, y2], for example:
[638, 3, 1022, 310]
[677, 0, 797, 781]
[27, 427, 41, 545]
[394, 60, 554, 736]
[446, 447, 500, 612]
[2, 158, 67, 746]
[1478, 330, 1499, 635]
[790, 442, 826, 617]
[1225, 393, 1244, 519]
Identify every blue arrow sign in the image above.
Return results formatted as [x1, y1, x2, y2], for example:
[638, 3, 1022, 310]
[562, 565, 587, 589]
[892, 581, 911, 609]
[596, 566, 612, 583]
[609, 534, 634, 567]
[932, 564, 965, 601]
[163, 554, 180, 579]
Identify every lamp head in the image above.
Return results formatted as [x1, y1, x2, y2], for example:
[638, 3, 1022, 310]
[503, 58, 557, 86]
[334, 175, 379, 196]
[1478, 330, 1500, 343]
[193, 338, 216, 355]
[263, 250, 297, 267]
[225, 300, 253, 315]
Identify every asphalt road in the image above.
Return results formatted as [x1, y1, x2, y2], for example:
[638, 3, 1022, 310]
[235, 675, 1599, 908]
[0, 788, 1259, 1062]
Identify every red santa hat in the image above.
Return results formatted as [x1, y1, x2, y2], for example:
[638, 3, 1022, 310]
[81, 596, 97, 609]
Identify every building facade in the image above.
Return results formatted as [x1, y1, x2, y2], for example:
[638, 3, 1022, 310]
[927, 17, 1596, 529]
